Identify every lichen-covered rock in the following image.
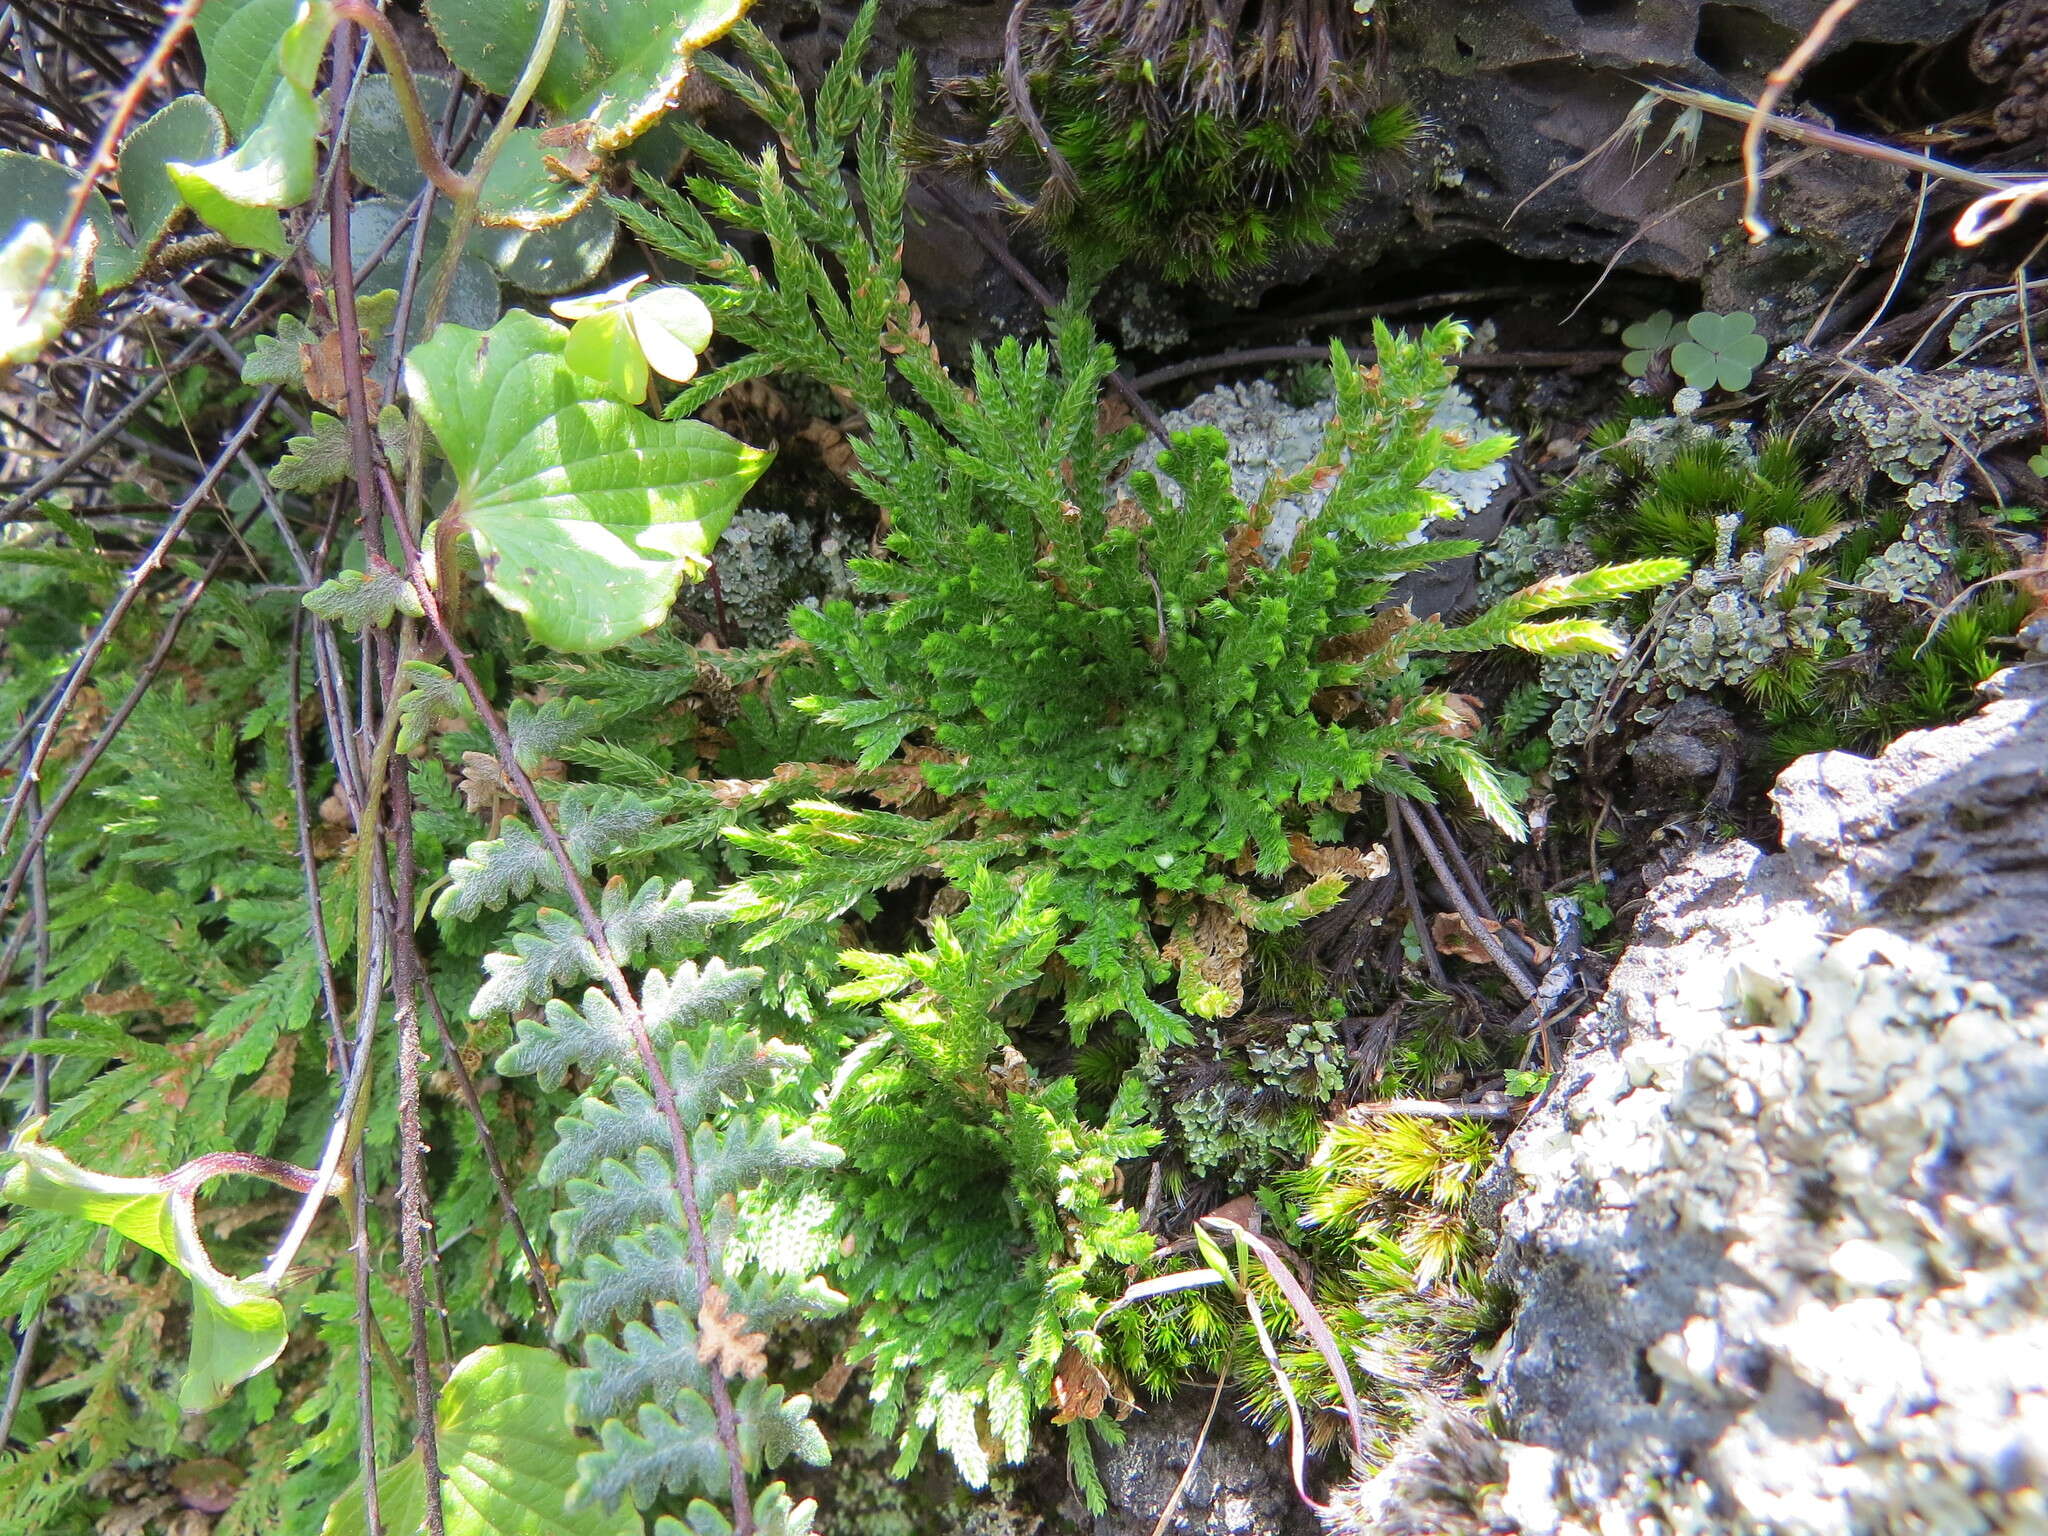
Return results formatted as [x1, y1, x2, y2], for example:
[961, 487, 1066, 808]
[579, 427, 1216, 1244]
[1827, 365, 2037, 508]
[1482, 664, 2048, 1535]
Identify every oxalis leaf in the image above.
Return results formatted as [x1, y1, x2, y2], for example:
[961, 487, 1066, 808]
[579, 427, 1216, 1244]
[0, 1121, 316, 1410]
[404, 308, 770, 651]
[323, 1344, 641, 1536]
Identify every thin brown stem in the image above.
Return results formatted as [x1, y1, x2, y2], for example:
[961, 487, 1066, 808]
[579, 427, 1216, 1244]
[1385, 794, 1447, 988]
[330, 2, 470, 200]
[414, 980, 557, 1326]
[1397, 799, 1537, 999]
[389, 817, 449, 1536]
[381, 485, 757, 1532]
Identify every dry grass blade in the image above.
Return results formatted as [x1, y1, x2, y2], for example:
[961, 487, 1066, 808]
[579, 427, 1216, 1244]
[1740, 0, 1868, 242]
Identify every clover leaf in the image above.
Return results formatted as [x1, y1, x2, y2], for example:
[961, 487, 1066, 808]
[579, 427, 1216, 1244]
[404, 308, 768, 651]
[552, 275, 715, 401]
[1, 1121, 318, 1410]
[1619, 309, 1679, 378]
[1669, 310, 1769, 393]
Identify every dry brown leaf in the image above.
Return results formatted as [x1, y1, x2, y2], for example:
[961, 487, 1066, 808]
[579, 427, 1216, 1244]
[1328, 789, 1362, 813]
[1431, 912, 1551, 967]
[80, 987, 155, 1016]
[1430, 911, 1496, 964]
[537, 120, 600, 182]
[458, 751, 511, 815]
[1225, 518, 1268, 589]
[1287, 834, 1391, 882]
[813, 1355, 854, 1405]
[988, 1044, 1032, 1096]
[1201, 1193, 1260, 1231]
[300, 330, 379, 412]
[249, 1029, 299, 1102]
[1050, 1344, 1110, 1425]
[797, 417, 860, 481]
[1163, 902, 1249, 1018]
[1436, 692, 1485, 740]
[1105, 496, 1151, 532]
[696, 1285, 768, 1380]
[707, 775, 773, 807]
[880, 280, 938, 363]
[97, 1493, 177, 1536]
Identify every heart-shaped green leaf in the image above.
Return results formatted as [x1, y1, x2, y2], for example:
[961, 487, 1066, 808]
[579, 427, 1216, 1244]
[118, 95, 228, 261]
[198, 0, 299, 136]
[404, 308, 770, 650]
[0, 1122, 299, 1411]
[322, 1345, 642, 1536]
[170, 0, 338, 256]
[424, 0, 747, 154]
[0, 148, 136, 292]
[1619, 309, 1677, 352]
[1, 222, 80, 365]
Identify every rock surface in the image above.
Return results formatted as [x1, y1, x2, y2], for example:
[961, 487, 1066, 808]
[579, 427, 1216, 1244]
[743, 0, 1996, 340]
[1481, 662, 2048, 1535]
[1092, 1392, 1320, 1536]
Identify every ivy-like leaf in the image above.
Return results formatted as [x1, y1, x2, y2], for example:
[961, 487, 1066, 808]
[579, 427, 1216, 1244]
[395, 658, 472, 754]
[499, 987, 637, 1089]
[117, 95, 227, 261]
[508, 694, 604, 770]
[323, 1344, 641, 1536]
[169, 0, 340, 256]
[403, 308, 770, 651]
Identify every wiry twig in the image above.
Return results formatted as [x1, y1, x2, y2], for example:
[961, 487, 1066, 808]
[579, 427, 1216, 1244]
[18, 0, 205, 314]
[388, 775, 449, 1536]
[1131, 345, 1622, 392]
[1385, 793, 1447, 988]
[0, 473, 276, 992]
[415, 980, 557, 1325]
[922, 177, 1172, 445]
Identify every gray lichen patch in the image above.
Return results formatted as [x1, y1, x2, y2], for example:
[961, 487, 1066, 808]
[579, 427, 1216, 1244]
[1127, 375, 1509, 564]
[711, 505, 859, 644]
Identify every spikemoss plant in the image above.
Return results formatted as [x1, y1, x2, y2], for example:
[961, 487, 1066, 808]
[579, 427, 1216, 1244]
[615, 9, 1680, 1498]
